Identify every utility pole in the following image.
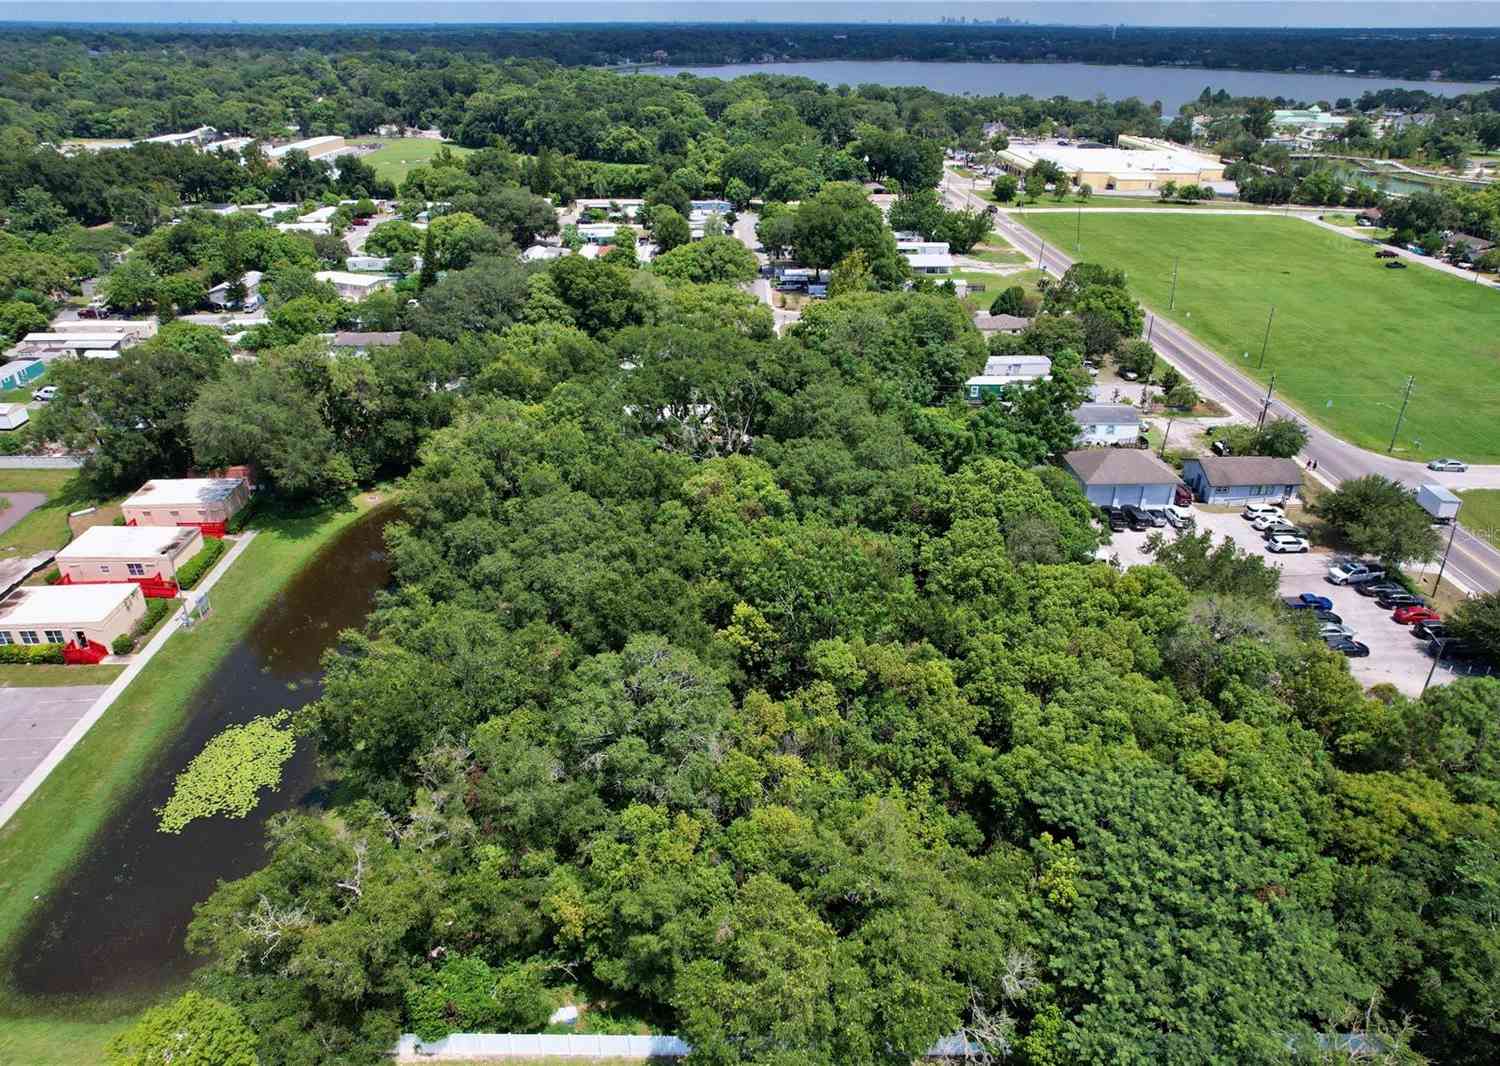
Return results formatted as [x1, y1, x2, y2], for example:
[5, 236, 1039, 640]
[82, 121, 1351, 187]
[1257, 373, 1276, 430]
[1168, 256, 1180, 310]
[1433, 502, 1462, 593]
[1036, 241, 1047, 269]
[1256, 304, 1276, 369]
[1075, 203, 1082, 250]
[1387, 375, 1415, 454]
[1146, 313, 1155, 344]
[1159, 416, 1174, 458]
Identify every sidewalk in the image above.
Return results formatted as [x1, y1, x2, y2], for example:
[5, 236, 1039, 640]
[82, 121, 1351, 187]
[0, 530, 257, 829]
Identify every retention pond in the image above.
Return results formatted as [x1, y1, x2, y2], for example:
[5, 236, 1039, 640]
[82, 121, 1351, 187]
[9, 505, 396, 1001]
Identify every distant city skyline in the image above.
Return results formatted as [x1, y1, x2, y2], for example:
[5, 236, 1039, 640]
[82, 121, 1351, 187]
[2, 3, 1500, 29]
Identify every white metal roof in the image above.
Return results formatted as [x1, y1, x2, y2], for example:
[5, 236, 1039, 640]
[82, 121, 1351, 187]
[315, 271, 393, 288]
[58, 525, 196, 560]
[1003, 142, 1221, 176]
[0, 583, 138, 625]
[300, 205, 339, 223]
[21, 333, 126, 345]
[906, 253, 954, 268]
[124, 478, 243, 508]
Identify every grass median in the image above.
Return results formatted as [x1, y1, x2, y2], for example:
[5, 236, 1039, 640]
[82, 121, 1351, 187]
[0, 490, 386, 1064]
[1014, 212, 1500, 462]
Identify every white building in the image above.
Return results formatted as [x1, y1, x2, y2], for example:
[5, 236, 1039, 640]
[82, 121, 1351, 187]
[1072, 403, 1143, 446]
[315, 271, 394, 301]
[277, 222, 331, 236]
[0, 402, 28, 431]
[998, 139, 1225, 192]
[267, 136, 347, 160]
[142, 125, 218, 148]
[299, 205, 340, 225]
[206, 270, 264, 310]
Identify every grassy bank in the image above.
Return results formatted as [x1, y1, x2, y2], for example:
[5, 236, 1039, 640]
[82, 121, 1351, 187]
[1015, 212, 1500, 462]
[0, 491, 386, 1065]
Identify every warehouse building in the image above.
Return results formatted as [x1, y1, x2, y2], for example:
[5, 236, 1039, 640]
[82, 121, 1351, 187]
[997, 140, 1225, 192]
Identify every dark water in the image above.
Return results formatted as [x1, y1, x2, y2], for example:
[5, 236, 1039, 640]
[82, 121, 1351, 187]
[648, 60, 1498, 112]
[9, 505, 396, 1001]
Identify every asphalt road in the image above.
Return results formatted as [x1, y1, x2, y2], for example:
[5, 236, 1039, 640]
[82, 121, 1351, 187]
[940, 170, 1500, 595]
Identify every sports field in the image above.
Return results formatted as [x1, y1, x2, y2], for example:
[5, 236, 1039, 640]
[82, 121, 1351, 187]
[349, 137, 472, 185]
[1018, 212, 1500, 461]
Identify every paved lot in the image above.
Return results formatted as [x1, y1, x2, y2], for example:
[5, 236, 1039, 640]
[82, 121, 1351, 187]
[1102, 506, 1479, 696]
[0, 686, 108, 804]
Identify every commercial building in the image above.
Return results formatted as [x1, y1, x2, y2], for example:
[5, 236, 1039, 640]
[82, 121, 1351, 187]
[0, 583, 147, 664]
[1072, 403, 1143, 446]
[315, 271, 394, 301]
[997, 139, 1225, 192]
[55, 525, 205, 598]
[122, 477, 250, 537]
[1270, 107, 1349, 138]
[1182, 456, 1303, 505]
[1064, 449, 1182, 508]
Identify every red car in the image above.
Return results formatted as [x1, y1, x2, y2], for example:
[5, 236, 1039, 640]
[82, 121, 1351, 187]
[1392, 605, 1442, 626]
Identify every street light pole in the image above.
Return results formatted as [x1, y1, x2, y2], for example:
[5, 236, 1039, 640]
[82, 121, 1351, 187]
[1257, 373, 1276, 430]
[1146, 313, 1155, 344]
[1168, 256, 1180, 310]
[1256, 304, 1276, 369]
[1433, 503, 1462, 593]
[1036, 241, 1047, 270]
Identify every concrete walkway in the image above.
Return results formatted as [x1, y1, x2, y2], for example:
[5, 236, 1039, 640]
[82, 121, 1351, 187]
[0, 530, 257, 830]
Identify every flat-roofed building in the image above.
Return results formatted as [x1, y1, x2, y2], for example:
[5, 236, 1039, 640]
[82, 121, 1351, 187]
[0, 583, 147, 663]
[268, 135, 347, 160]
[48, 319, 158, 342]
[9, 332, 133, 360]
[122, 477, 250, 538]
[998, 139, 1225, 192]
[315, 271, 394, 301]
[56, 525, 205, 597]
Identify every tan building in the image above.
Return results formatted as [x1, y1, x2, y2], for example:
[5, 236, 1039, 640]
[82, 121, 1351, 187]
[56, 525, 205, 597]
[998, 139, 1225, 192]
[0, 583, 147, 662]
[122, 478, 250, 537]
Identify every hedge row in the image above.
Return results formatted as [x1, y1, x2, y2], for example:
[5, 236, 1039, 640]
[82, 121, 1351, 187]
[176, 536, 227, 590]
[0, 643, 65, 664]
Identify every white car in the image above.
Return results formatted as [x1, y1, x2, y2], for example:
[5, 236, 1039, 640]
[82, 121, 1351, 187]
[1327, 561, 1385, 586]
[1319, 623, 1356, 639]
[1427, 458, 1468, 473]
[1267, 535, 1310, 553]
[1243, 503, 1284, 521]
[32, 385, 57, 402]
[1250, 512, 1294, 531]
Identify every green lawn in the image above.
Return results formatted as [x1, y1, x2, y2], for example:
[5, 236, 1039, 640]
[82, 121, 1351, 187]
[348, 137, 473, 185]
[1, 367, 46, 403]
[1016, 212, 1500, 461]
[0, 663, 124, 687]
[1458, 490, 1500, 549]
[0, 469, 102, 555]
[0, 491, 387, 1065]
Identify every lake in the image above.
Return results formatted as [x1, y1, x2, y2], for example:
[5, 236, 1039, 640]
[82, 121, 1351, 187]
[10, 506, 397, 1002]
[648, 60, 1497, 112]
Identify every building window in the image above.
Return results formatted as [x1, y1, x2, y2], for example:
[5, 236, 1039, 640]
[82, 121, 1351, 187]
[99, 564, 111, 573]
[19, 630, 40, 645]
[44, 629, 65, 645]
[169, 510, 180, 517]
[127, 563, 145, 577]
[0, 632, 12, 645]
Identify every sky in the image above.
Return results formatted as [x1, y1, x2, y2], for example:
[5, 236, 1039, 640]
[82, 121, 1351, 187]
[2, 3, 1499, 29]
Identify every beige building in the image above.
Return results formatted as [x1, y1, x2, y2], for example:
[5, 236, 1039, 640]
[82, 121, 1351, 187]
[0, 583, 147, 660]
[56, 525, 205, 595]
[122, 478, 250, 537]
[315, 270, 395, 301]
[998, 139, 1225, 192]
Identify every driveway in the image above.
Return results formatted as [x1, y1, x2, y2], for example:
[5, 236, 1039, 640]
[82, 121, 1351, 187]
[1102, 506, 1469, 696]
[0, 492, 45, 536]
[0, 686, 110, 805]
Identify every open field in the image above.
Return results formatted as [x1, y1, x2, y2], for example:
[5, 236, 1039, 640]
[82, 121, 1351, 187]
[0, 470, 99, 555]
[0, 492, 386, 1065]
[1458, 489, 1500, 549]
[1016, 212, 1500, 461]
[349, 137, 473, 185]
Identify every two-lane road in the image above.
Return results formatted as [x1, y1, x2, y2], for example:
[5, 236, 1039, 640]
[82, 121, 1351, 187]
[941, 170, 1500, 594]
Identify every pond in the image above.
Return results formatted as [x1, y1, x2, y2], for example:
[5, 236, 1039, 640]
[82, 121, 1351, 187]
[9, 505, 397, 1001]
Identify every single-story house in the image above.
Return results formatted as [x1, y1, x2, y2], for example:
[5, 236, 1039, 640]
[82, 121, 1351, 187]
[315, 271, 394, 301]
[1447, 233, 1495, 262]
[983, 354, 1052, 381]
[55, 525, 205, 597]
[332, 331, 405, 354]
[49, 319, 158, 342]
[267, 135, 346, 160]
[1064, 448, 1182, 507]
[0, 402, 28, 430]
[0, 583, 147, 663]
[0, 357, 45, 391]
[206, 270, 264, 310]
[347, 254, 422, 273]
[122, 477, 250, 537]
[906, 252, 954, 275]
[1181, 456, 1303, 504]
[522, 245, 569, 262]
[9, 332, 134, 360]
[973, 313, 1031, 336]
[577, 223, 619, 245]
[299, 205, 340, 225]
[1072, 403, 1143, 446]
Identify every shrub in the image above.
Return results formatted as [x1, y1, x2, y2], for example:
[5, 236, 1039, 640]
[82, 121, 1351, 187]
[175, 536, 226, 590]
[226, 500, 257, 534]
[130, 598, 173, 642]
[406, 956, 554, 1041]
[0, 643, 65, 664]
[43, 567, 61, 584]
[112, 515, 127, 526]
[112, 634, 136, 656]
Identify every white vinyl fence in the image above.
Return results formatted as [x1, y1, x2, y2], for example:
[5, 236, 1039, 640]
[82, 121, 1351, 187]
[0, 455, 85, 468]
[396, 1033, 692, 1060]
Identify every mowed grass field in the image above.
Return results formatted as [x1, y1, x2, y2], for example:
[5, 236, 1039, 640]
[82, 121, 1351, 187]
[1018, 213, 1500, 461]
[348, 137, 473, 185]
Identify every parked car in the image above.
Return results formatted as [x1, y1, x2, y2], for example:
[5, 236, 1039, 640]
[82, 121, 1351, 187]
[1243, 503, 1285, 521]
[1327, 637, 1372, 658]
[1261, 520, 1304, 538]
[1102, 507, 1127, 532]
[1211, 439, 1231, 457]
[1385, 260, 1408, 269]
[1429, 637, 1482, 661]
[1313, 610, 1344, 625]
[1140, 508, 1170, 528]
[1355, 582, 1406, 599]
[1412, 620, 1448, 642]
[1284, 593, 1334, 611]
[1173, 485, 1192, 507]
[1427, 458, 1468, 473]
[1251, 512, 1295, 531]
[1121, 505, 1155, 531]
[1319, 623, 1357, 639]
[32, 385, 57, 402]
[76, 305, 101, 319]
[1392, 605, 1442, 626]
[1267, 535, 1310, 554]
[1377, 592, 1427, 610]
[1162, 505, 1195, 530]
[1327, 561, 1386, 585]
[1375, 249, 1398, 259]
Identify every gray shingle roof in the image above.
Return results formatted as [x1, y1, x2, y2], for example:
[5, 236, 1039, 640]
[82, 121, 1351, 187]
[1072, 403, 1142, 425]
[1189, 456, 1304, 486]
[1064, 449, 1180, 485]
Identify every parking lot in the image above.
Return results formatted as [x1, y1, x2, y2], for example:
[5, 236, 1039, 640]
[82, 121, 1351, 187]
[1103, 507, 1476, 695]
[0, 686, 109, 805]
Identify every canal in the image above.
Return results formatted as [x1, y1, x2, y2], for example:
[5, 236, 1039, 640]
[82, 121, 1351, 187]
[9, 505, 396, 1001]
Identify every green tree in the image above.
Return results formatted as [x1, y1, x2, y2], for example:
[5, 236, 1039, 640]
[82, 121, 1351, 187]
[992, 174, 1019, 204]
[406, 956, 554, 1041]
[648, 205, 692, 252]
[1144, 528, 1281, 599]
[102, 258, 161, 313]
[1023, 170, 1047, 203]
[1312, 475, 1442, 567]
[107, 991, 258, 1066]
[828, 248, 874, 297]
[989, 286, 1027, 318]
[1449, 593, 1500, 666]
[652, 235, 757, 284]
